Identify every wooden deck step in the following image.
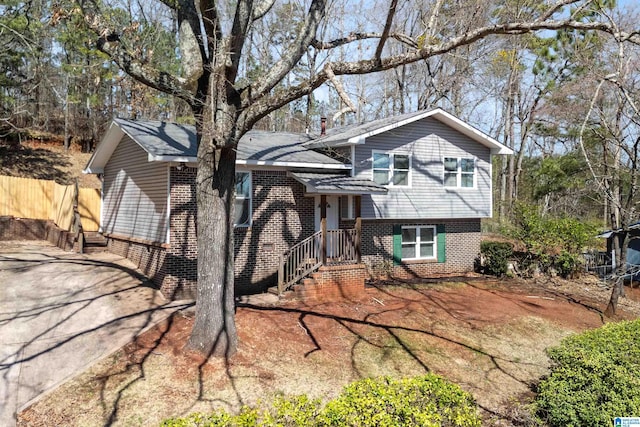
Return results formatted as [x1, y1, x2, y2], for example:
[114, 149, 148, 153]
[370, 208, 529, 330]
[80, 232, 108, 253]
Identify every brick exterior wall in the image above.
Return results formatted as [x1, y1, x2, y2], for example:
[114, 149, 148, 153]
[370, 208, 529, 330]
[101, 166, 482, 300]
[161, 166, 198, 298]
[234, 170, 315, 294]
[300, 264, 367, 302]
[148, 168, 316, 298]
[359, 218, 482, 279]
[107, 237, 169, 293]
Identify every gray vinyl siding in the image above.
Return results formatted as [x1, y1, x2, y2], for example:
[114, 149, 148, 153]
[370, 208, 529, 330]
[102, 136, 169, 243]
[354, 117, 492, 219]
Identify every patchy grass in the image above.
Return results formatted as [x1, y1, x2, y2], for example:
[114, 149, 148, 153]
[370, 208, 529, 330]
[17, 277, 640, 427]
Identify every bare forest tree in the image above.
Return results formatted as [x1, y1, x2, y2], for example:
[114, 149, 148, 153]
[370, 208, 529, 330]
[67, 0, 640, 355]
[0, 0, 188, 145]
[576, 32, 640, 315]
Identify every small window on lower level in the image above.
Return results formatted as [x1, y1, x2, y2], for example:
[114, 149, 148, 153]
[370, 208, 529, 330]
[401, 225, 436, 260]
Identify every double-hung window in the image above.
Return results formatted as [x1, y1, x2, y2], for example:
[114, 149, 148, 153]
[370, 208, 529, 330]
[372, 151, 410, 186]
[235, 172, 251, 227]
[401, 225, 436, 260]
[444, 157, 475, 188]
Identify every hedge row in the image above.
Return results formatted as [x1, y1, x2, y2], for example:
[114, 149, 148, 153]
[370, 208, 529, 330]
[161, 374, 481, 427]
[535, 319, 640, 426]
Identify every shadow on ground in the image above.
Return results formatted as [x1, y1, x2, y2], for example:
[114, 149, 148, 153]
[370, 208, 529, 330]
[0, 243, 191, 427]
[17, 276, 609, 426]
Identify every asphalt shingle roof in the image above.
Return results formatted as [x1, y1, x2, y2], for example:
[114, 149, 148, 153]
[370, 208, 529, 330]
[116, 119, 197, 157]
[290, 172, 387, 195]
[115, 118, 344, 165]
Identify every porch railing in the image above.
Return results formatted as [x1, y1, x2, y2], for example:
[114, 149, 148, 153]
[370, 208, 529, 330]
[277, 228, 359, 295]
[326, 228, 358, 263]
[278, 231, 322, 295]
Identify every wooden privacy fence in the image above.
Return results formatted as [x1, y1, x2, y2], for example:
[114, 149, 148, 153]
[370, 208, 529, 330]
[0, 175, 101, 231]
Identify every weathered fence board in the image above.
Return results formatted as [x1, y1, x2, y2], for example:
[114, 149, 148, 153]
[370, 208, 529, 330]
[78, 188, 101, 231]
[0, 175, 101, 232]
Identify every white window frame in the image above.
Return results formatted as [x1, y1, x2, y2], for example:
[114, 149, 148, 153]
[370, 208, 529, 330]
[372, 150, 411, 187]
[234, 171, 252, 227]
[443, 157, 476, 188]
[401, 225, 437, 260]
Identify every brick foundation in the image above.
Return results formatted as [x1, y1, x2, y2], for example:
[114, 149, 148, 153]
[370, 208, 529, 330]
[106, 236, 171, 296]
[295, 264, 368, 302]
[359, 218, 482, 280]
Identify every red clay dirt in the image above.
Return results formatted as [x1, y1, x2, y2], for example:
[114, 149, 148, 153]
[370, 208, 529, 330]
[18, 277, 639, 427]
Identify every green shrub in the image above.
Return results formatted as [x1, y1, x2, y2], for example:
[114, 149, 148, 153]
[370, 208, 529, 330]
[534, 319, 640, 426]
[160, 399, 318, 427]
[480, 241, 514, 276]
[553, 250, 582, 278]
[160, 410, 232, 427]
[263, 395, 323, 426]
[161, 375, 480, 427]
[320, 375, 481, 427]
[505, 203, 597, 278]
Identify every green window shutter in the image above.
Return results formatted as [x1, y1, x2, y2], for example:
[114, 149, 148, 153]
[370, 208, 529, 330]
[392, 224, 402, 265]
[437, 224, 446, 263]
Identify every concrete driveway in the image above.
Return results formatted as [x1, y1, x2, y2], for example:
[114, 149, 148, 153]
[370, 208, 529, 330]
[0, 242, 192, 426]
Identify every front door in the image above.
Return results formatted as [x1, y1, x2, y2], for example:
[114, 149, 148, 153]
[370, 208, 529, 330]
[314, 195, 339, 232]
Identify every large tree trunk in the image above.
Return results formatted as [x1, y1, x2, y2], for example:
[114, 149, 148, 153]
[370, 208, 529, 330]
[184, 42, 241, 356]
[187, 142, 238, 356]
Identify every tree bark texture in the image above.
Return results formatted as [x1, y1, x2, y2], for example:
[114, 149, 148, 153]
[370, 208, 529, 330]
[186, 57, 241, 356]
[606, 230, 629, 317]
[188, 142, 238, 356]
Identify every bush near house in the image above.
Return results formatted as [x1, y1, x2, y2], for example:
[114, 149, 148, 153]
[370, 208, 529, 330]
[160, 374, 480, 427]
[479, 241, 514, 277]
[480, 203, 598, 279]
[534, 319, 640, 426]
[510, 203, 597, 278]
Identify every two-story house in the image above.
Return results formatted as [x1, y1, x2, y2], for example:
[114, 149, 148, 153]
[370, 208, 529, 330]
[84, 108, 512, 300]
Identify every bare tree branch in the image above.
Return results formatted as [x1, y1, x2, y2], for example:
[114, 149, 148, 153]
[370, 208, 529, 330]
[252, 0, 275, 21]
[227, 1, 251, 84]
[312, 32, 416, 50]
[245, 17, 640, 133]
[97, 38, 195, 102]
[374, 0, 398, 64]
[200, 0, 223, 63]
[423, 0, 445, 40]
[578, 77, 609, 198]
[536, 0, 582, 23]
[251, 0, 327, 99]
[330, 19, 640, 77]
[324, 63, 357, 115]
